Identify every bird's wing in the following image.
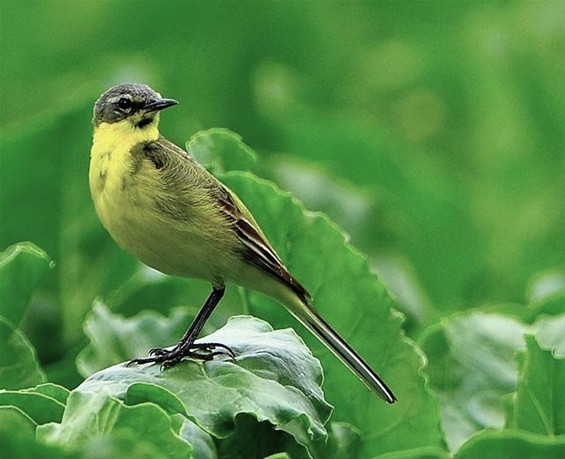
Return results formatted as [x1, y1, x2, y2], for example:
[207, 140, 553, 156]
[215, 182, 310, 303]
[147, 137, 309, 301]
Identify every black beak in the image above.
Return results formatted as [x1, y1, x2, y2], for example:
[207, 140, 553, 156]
[145, 98, 178, 113]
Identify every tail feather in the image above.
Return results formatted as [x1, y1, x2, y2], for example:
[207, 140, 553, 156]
[286, 296, 397, 404]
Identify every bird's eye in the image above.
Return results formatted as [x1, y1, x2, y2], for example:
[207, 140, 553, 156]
[117, 98, 132, 111]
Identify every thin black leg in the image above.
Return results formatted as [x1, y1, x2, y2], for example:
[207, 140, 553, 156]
[174, 285, 225, 350]
[128, 285, 234, 367]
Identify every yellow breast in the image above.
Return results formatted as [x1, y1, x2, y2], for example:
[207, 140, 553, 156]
[89, 118, 163, 255]
[89, 119, 160, 199]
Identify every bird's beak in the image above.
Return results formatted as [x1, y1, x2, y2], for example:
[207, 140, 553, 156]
[145, 98, 178, 113]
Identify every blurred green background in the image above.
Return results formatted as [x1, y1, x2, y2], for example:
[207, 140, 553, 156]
[1, 0, 564, 364]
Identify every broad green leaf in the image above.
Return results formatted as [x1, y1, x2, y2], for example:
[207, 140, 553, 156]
[187, 128, 257, 173]
[0, 389, 64, 425]
[0, 315, 45, 389]
[221, 171, 442, 455]
[76, 315, 331, 452]
[418, 312, 527, 451]
[454, 430, 565, 459]
[512, 335, 565, 435]
[0, 242, 53, 328]
[0, 406, 75, 459]
[38, 392, 192, 457]
[26, 383, 71, 406]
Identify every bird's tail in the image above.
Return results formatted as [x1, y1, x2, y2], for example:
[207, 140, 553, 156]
[284, 292, 397, 404]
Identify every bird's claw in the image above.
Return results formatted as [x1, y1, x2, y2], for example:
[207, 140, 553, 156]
[127, 342, 236, 368]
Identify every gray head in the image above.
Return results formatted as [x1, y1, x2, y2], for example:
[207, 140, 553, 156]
[93, 83, 178, 127]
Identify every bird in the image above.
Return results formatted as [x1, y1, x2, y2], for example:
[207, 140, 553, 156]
[89, 83, 397, 404]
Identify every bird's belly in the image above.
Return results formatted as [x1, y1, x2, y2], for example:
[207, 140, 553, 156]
[95, 186, 226, 282]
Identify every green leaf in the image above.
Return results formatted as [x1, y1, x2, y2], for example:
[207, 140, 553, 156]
[264, 109, 485, 312]
[0, 406, 75, 459]
[0, 389, 65, 425]
[313, 422, 362, 459]
[79, 432, 173, 459]
[455, 430, 565, 459]
[179, 418, 218, 459]
[215, 414, 311, 459]
[512, 335, 565, 435]
[76, 301, 192, 377]
[78, 310, 330, 458]
[0, 315, 45, 389]
[221, 171, 443, 455]
[0, 105, 139, 346]
[373, 446, 451, 459]
[0, 242, 53, 328]
[37, 392, 192, 457]
[187, 128, 257, 174]
[27, 383, 71, 406]
[418, 312, 528, 451]
[532, 306, 565, 355]
[76, 315, 331, 452]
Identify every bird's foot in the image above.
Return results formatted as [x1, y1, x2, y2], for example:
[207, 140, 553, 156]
[127, 342, 236, 368]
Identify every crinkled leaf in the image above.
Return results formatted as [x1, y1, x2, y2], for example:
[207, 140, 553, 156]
[220, 171, 442, 455]
[454, 430, 565, 459]
[37, 392, 192, 457]
[76, 315, 331, 452]
[0, 315, 45, 389]
[187, 128, 257, 174]
[0, 242, 53, 328]
[419, 312, 527, 451]
[76, 301, 192, 377]
[419, 300, 565, 453]
[512, 335, 565, 435]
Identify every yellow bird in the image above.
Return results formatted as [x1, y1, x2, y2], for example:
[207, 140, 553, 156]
[89, 83, 396, 404]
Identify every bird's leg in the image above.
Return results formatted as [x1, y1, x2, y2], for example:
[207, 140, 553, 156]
[128, 285, 235, 367]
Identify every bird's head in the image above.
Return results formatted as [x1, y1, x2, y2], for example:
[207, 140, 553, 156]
[93, 83, 178, 128]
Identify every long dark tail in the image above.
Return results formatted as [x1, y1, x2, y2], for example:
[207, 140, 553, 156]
[285, 293, 397, 404]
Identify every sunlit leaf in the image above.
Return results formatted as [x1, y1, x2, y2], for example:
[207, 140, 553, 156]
[76, 315, 331, 456]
